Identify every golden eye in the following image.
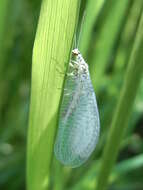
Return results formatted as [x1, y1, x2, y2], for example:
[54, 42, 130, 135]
[72, 48, 79, 56]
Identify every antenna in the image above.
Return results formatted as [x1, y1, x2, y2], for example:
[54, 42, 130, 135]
[73, 34, 77, 49]
[77, 10, 86, 48]
[72, 10, 86, 49]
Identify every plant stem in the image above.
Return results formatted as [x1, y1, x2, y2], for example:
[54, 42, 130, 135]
[96, 11, 143, 190]
[79, 0, 105, 57]
[0, 0, 9, 68]
[0, 0, 9, 120]
[89, 0, 129, 89]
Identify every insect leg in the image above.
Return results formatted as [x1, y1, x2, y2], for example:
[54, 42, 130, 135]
[69, 62, 74, 68]
[66, 72, 75, 77]
[71, 60, 79, 67]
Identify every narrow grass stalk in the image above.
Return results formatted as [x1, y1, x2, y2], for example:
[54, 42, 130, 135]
[27, 1, 80, 190]
[71, 153, 143, 190]
[0, 0, 9, 120]
[79, 0, 105, 57]
[114, 154, 143, 176]
[96, 11, 143, 190]
[0, 0, 9, 69]
[114, 0, 143, 73]
[52, 160, 64, 190]
[89, 0, 129, 89]
[0, 0, 9, 67]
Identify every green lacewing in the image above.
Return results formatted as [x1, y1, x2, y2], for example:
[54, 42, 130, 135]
[54, 48, 100, 168]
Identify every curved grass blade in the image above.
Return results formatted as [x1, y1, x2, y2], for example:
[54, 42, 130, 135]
[27, 0, 80, 190]
[96, 11, 143, 190]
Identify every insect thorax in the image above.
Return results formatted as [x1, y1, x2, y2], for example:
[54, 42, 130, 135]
[71, 49, 88, 76]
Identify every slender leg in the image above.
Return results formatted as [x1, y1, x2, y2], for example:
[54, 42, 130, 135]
[69, 62, 74, 68]
[71, 60, 79, 66]
[66, 72, 75, 77]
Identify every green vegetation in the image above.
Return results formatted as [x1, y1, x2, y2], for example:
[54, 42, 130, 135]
[27, 1, 80, 190]
[0, 0, 143, 190]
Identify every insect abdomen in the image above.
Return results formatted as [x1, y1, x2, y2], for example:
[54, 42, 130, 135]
[54, 73, 100, 168]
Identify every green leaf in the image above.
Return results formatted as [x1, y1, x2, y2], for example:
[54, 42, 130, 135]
[0, 0, 9, 68]
[96, 11, 143, 190]
[79, 0, 105, 57]
[89, 0, 130, 89]
[27, 1, 80, 190]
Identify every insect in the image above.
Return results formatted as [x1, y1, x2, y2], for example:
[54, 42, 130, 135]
[54, 48, 100, 168]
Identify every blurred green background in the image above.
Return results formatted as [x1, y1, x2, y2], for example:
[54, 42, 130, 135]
[0, 0, 143, 190]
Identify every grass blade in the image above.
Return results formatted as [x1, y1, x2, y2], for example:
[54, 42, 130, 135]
[0, 0, 9, 68]
[27, 1, 80, 190]
[89, 0, 129, 89]
[79, 0, 105, 57]
[96, 10, 143, 190]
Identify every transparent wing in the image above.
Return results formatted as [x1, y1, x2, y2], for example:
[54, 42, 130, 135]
[54, 73, 100, 168]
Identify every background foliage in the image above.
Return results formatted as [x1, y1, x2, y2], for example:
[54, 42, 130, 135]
[0, 0, 143, 190]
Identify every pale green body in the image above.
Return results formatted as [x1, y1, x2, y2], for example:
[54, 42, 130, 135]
[54, 49, 100, 168]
